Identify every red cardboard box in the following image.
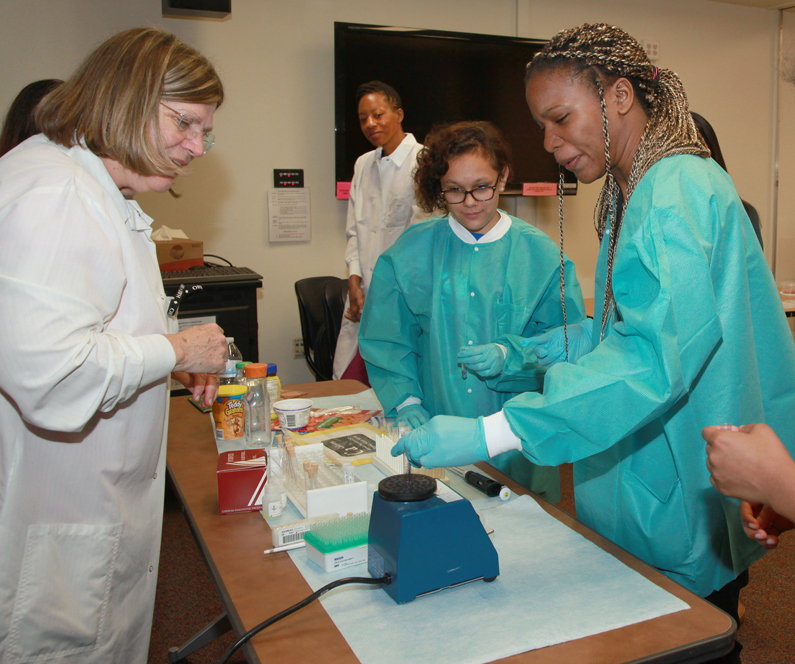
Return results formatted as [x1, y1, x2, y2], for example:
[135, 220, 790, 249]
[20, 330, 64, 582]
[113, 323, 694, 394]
[217, 449, 268, 514]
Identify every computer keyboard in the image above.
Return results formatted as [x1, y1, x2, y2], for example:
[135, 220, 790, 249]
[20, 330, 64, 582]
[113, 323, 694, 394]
[160, 265, 263, 286]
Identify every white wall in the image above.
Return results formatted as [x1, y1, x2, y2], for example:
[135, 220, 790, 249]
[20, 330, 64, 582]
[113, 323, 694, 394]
[0, 0, 779, 383]
[777, 10, 795, 285]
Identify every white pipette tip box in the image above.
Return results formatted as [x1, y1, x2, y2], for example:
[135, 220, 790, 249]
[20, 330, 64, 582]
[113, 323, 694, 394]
[270, 514, 339, 547]
[303, 512, 370, 572]
[305, 543, 368, 572]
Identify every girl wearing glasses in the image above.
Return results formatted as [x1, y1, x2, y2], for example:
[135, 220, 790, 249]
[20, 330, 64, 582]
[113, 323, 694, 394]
[358, 120, 585, 498]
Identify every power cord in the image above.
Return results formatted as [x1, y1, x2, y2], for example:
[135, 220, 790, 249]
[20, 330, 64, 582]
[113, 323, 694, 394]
[217, 573, 391, 663]
[203, 254, 233, 267]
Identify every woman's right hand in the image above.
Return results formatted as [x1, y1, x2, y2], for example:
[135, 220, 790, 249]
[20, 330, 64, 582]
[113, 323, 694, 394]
[165, 323, 227, 374]
[346, 276, 365, 322]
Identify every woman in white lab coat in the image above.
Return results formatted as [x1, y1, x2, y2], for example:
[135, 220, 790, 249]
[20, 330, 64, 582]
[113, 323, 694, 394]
[0, 28, 227, 663]
[333, 80, 428, 382]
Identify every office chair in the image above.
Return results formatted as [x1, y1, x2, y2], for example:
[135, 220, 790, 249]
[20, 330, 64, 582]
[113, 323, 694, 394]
[324, 277, 349, 361]
[294, 276, 347, 381]
[742, 201, 763, 250]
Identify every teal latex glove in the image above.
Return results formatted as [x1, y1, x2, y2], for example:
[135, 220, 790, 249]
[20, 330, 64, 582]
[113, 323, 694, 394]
[457, 344, 504, 378]
[395, 404, 430, 429]
[391, 415, 488, 468]
[521, 319, 593, 368]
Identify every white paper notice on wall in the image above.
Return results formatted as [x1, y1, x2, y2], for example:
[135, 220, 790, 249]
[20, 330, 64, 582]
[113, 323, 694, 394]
[268, 188, 311, 243]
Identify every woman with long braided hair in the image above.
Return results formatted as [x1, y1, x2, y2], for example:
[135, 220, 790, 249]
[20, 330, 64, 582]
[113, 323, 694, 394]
[393, 23, 795, 641]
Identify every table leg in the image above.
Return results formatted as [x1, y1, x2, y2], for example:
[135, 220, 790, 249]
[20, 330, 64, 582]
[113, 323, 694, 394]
[167, 611, 232, 662]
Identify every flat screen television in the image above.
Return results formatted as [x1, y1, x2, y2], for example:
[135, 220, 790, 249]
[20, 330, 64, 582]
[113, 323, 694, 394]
[334, 22, 577, 196]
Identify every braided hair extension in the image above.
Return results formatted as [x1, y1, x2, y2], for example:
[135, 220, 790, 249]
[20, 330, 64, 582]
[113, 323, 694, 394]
[557, 167, 569, 360]
[527, 23, 708, 341]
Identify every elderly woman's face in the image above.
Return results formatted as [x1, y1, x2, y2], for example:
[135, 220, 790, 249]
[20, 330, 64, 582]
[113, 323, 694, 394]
[105, 101, 216, 199]
[158, 101, 216, 165]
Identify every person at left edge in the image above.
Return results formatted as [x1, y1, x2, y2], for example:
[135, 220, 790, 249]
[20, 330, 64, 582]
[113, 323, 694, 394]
[360, 121, 585, 500]
[0, 78, 62, 157]
[332, 81, 430, 383]
[0, 28, 226, 664]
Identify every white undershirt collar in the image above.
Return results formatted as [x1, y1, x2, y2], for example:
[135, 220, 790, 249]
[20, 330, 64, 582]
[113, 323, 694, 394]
[448, 210, 512, 245]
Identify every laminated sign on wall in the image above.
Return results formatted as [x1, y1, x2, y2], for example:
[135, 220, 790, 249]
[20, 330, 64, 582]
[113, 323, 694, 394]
[268, 188, 311, 242]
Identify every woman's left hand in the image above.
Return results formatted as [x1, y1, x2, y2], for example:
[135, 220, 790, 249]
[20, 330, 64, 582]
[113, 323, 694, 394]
[740, 501, 794, 550]
[172, 371, 219, 407]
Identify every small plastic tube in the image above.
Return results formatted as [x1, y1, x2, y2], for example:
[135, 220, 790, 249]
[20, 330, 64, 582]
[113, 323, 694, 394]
[283, 441, 294, 478]
[342, 462, 355, 485]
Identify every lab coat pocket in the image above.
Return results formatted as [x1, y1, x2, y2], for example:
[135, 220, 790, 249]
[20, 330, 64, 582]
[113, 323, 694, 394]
[7, 522, 123, 663]
[385, 191, 413, 227]
[623, 428, 693, 576]
[494, 302, 531, 337]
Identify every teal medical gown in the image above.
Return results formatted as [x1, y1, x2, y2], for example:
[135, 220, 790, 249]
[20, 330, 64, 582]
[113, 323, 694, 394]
[359, 213, 586, 501]
[501, 155, 795, 597]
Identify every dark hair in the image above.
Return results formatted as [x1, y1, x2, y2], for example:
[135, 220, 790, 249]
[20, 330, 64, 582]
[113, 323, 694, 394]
[690, 112, 727, 172]
[414, 121, 511, 213]
[690, 112, 763, 247]
[0, 79, 62, 157]
[526, 53, 653, 115]
[524, 24, 657, 115]
[356, 80, 401, 110]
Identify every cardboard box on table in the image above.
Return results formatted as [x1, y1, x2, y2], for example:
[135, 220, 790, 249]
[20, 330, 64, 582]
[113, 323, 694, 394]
[155, 239, 204, 271]
[217, 448, 267, 514]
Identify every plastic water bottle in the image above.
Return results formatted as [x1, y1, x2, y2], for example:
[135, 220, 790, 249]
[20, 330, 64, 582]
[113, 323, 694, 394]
[244, 363, 271, 447]
[235, 361, 251, 384]
[220, 337, 242, 386]
[266, 363, 281, 414]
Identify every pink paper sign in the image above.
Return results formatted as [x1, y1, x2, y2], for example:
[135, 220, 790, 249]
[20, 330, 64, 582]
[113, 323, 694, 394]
[336, 182, 352, 200]
[522, 182, 558, 196]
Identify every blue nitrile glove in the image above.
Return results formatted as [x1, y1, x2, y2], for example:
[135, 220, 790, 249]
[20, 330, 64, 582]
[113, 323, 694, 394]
[521, 319, 593, 368]
[391, 415, 488, 469]
[457, 343, 505, 378]
[395, 404, 430, 429]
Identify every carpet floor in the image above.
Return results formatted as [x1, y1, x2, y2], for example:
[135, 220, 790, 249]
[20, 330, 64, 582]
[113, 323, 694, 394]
[148, 464, 795, 663]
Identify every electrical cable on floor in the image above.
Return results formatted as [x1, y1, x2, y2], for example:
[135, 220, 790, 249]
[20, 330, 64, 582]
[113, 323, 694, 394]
[217, 573, 391, 664]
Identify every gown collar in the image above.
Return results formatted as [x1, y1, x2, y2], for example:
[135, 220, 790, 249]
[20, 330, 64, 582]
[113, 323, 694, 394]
[448, 210, 512, 244]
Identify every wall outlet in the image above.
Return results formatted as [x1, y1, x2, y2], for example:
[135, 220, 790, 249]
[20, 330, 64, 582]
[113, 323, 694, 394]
[293, 337, 305, 359]
[641, 39, 660, 62]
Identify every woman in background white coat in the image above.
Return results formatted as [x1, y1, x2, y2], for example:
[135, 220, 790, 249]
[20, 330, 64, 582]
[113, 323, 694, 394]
[333, 80, 429, 383]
